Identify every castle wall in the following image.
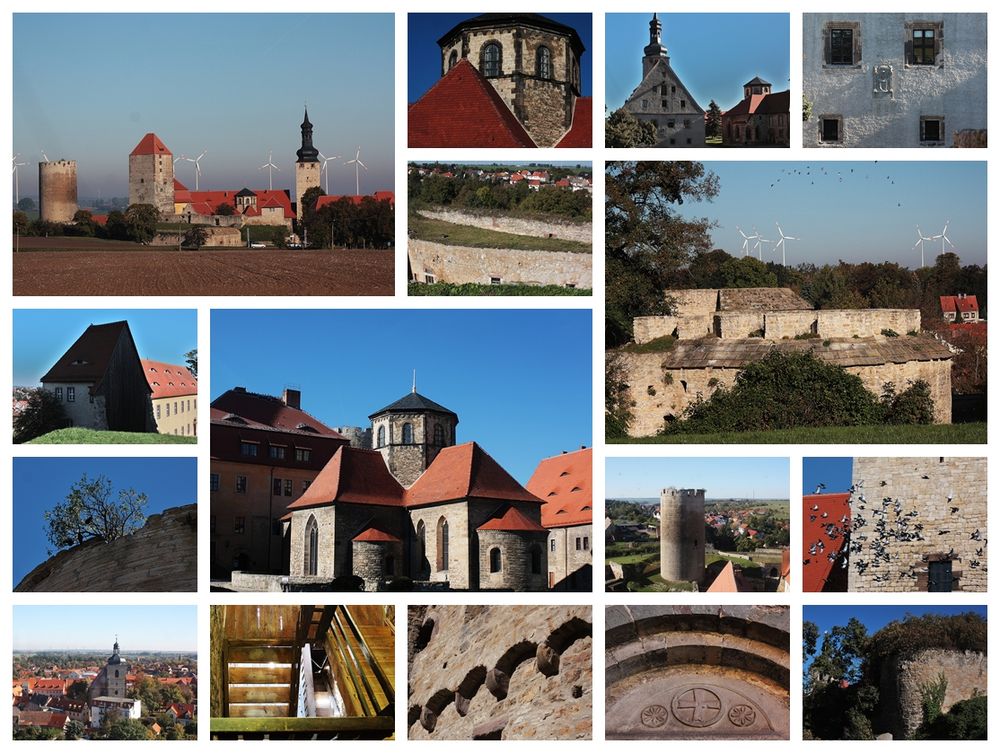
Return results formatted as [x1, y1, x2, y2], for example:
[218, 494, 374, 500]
[288, 506, 336, 578]
[129, 153, 174, 215]
[15, 504, 196, 592]
[666, 289, 718, 316]
[633, 316, 678, 343]
[417, 208, 592, 244]
[151, 227, 244, 248]
[847, 358, 952, 424]
[353, 539, 404, 591]
[763, 310, 819, 339]
[815, 309, 920, 338]
[38, 160, 78, 223]
[547, 523, 593, 590]
[716, 310, 765, 338]
[477, 529, 549, 591]
[408, 239, 592, 288]
[876, 649, 987, 738]
[848, 457, 986, 592]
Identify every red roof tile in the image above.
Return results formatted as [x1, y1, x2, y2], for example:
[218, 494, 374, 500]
[353, 526, 401, 542]
[706, 561, 739, 592]
[130, 133, 171, 157]
[405, 442, 543, 506]
[173, 178, 187, 191]
[408, 59, 535, 148]
[39, 321, 139, 394]
[802, 492, 851, 592]
[285, 446, 405, 511]
[211, 388, 343, 438]
[141, 359, 197, 399]
[477, 504, 547, 532]
[527, 447, 592, 528]
[941, 294, 978, 314]
[556, 97, 593, 147]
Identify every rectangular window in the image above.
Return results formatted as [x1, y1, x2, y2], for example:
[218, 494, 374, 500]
[240, 441, 258, 457]
[821, 118, 841, 142]
[302, 480, 311, 491]
[583, 536, 590, 551]
[550, 539, 556, 552]
[575, 537, 582, 551]
[174, 401, 178, 415]
[156, 404, 161, 419]
[234, 516, 245, 534]
[235, 475, 247, 493]
[830, 28, 854, 64]
[284, 479, 293, 497]
[424, 273, 436, 284]
[210, 473, 219, 492]
[295, 447, 312, 462]
[912, 29, 935, 64]
[165, 403, 170, 417]
[661, 99, 667, 108]
[269, 445, 286, 460]
[273, 478, 282, 496]
[54, 387, 63, 401]
[66, 387, 75, 402]
[921, 116, 944, 143]
[490, 277, 502, 285]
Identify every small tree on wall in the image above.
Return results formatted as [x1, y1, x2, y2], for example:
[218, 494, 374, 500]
[43, 473, 148, 553]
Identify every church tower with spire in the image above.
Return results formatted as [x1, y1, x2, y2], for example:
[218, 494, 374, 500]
[643, 12, 669, 77]
[294, 107, 321, 227]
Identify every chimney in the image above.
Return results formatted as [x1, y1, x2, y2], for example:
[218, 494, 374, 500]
[283, 388, 301, 409]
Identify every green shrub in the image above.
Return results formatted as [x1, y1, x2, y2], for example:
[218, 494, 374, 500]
[13, 388, 68, 444]
[916, 695, 987, 740]
[881, 328, 899, 337]
[918, 673, 948, 729]
[880, 380, 934, 425]
[794, 332, 820, 340]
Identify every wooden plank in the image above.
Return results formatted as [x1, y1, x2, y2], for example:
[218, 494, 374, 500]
[228, 704, 290, 718]
[227, 685, 291, 704]
[227, 646, 297, 663]
[210, 716, 395, 734]
[228, 665, 292, 684]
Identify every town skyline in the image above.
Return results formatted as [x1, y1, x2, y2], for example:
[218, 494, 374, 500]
[13, 13, 394, 200]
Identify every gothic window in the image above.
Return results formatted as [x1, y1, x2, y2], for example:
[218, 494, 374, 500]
[402, 422, 413, 444]
[377, 425, 385, 447]
[529, 545, 542, 575]
[305, 515, 318, 576]
[433, 423, 444, 445]
[489, 547, 502, 573]
[921, 116, 945, 143]
[448, 49, 458, 70]
[481, 42, 502, 77]
[436, 517, 449, 571]
[536, 45, 552, 79]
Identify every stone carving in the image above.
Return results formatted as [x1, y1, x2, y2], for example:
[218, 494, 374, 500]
[873, 64, 893, 98]
[729, 704, 757, 727]
[640, 705, 669, 728]
[671, 687, 723, 727]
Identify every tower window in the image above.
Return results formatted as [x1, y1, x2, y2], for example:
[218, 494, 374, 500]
[305, 515, 318, 576]
[376, 425, 385, 447]
[481, 42, 502, 77]
[448, 49, 458, 70]
[402, 422, 413, 444]
[489, 547, 502, 573]
[536, 45, 552, 79]
[433, 423, 444, 445]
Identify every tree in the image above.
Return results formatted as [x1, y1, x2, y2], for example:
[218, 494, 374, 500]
[107, 718, 150, 740]
[705, 100, 723, 139]
[809, 617, 869, 685]
[606, 161, 719, 346]
[184, 349, 198, 377]
[66, 679, 89, 701]
[70, 209, 97, 237]
[17, 196, 36, 211]
[64, 720, 85, 740]
[123, 203, 159, 244]
[43, 473, 148, 553]
[718, 255, 778, 289]
[13, 388, 68, 444]
[605, 107, 658, 147]
[182, 226, 208, 249]
[104, 209, 129, 240]
[13, 210, 30, 235]
[215, 202, 235, 216]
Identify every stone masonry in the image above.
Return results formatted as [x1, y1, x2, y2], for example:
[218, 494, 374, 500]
[409, 239, 592, 288]
[15, 504, 196, 592]
[848, 457, 986, 592]
[417, 208, 592, 244]
[408, 605, 592, 740]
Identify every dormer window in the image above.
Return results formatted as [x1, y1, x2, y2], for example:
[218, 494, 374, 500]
[70, 359, 89, 366]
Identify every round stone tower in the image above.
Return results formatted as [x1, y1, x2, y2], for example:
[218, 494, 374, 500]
[369, 389, 458, 487]
[477, 529, 548, 591]
[38, 159, 78, 223]
[352, 529, 403, 592]
[659, 487, 706, 583]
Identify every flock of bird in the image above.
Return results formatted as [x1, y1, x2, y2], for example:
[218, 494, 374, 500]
[805, 477, 988, 585]
[767, 162, 908, 207]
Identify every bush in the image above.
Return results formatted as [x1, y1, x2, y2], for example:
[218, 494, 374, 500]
[605, 351, 633, 439]
[881, 328, 899, 337]
[880, 380, 934, 425]
[13, 388, 68, 444]
[916, 695, 987, 740]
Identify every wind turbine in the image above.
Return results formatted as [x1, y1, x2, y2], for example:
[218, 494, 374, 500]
[751, 226, 764, 259]
[932, 220, 955, 257]
[756, 231, 773, 261]
[40, 149, 49, 163]
[774, 223, 799, 266]
[318, 151, 340, 194]
[913, 226, 934, 267]
[12, 154, 28, 206]
[191, 149, 207, 191]
[346, 146, 367, 196]
[736, 225, 753, 256]
[259, 151, 280, 191]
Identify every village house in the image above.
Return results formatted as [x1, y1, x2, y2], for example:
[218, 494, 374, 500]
[142, 359, 197, 437]
[940, 294, 979, 323]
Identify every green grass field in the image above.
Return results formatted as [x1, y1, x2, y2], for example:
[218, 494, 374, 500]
[612, 422, 986, 444]
[409, 214, 591, 254]
[409, 282, 590, 297]
[27, 428, 197, 445]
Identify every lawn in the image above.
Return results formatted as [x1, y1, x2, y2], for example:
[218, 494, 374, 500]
[612, 422, 987, 444]
[27, 428, 198, 444]
[409, 282, 590, 297]
[408, 214, 591, 254]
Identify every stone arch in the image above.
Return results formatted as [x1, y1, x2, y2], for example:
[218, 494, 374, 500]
[454, 665, 487, 716]
[436, 517, 449, 572]
[420, 687, 454, 732]
[376, 424, 385, 447]
[487, 640, 537, 700]
[304, 515, 319, 576]
[480, 40, 502, 77]
[537, 616, 593, 677]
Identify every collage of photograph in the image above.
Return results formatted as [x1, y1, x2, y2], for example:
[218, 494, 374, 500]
[4, 2, 992, 748]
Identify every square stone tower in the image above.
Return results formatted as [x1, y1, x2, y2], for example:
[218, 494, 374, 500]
[128, 133, 174, 215]
[295, 108, 321, 224]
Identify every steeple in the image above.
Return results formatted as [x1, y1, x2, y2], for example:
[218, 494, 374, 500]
[643, 12, 668, 62]
[296, 107, 319, 163]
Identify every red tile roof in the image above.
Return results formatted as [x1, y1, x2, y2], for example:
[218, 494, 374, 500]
[706, 561, 738, 592]
[802, 492, 851, 592]
[408, 59, 535, 148]
[284, 446, 405, 512]
[39, 321, 138, 394]
[173, 178, 188, 191]
[940, 294, 979, 314]
[353, 526, 402, 542]
[406, 442, 543, 506]
[477, 504, 547, 533]
[130, 133, 171, 157]
[556, 97, 593, 147]
[527, 447, 592, 528]
[141, 359, 197, 399]
[315, 191, 395, 210]
[755, 89, 790, 115]
[210, 388, 343, 438]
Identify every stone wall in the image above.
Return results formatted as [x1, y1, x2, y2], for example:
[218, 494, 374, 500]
[848, 358, 952, 424]
[548, 524, 593, 590]
[408, 239, 592, 288]
[633, 316, 679, 344]
[408, 501, 471, 589]
[15, 504, 196, 592]
[477, 529, 548, 591]
[129, 152, 174, 215]
[848, 457, 986, 592]
[666, 289, 718, 316]
[417, 208, 591, 244]
[42, 384, 107, 430]
[763, 310, 819, 339]
[716, 311, 765, 339]
[876, 648, 987, 738]
[151, 226, 243, 248]
[408, 605, 592, 739]
[353, 539, 403, 591]
[815, 309, 920, 338]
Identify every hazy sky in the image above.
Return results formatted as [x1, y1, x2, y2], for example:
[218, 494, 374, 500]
[13, 309, 197, 386]
[607, 13, 790, 111]
[653, 161, 987, 267]
[13, 457, 197, 585]
[803, 457, 853, 495]
[14, 605, 197, 652]
[408, 13, 593, 102]
[13, 14, 394, 201]
[605, 457, 789, 499]
[211, 309, 592, 483]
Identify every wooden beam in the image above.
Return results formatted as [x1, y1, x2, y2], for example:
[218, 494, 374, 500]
[210, 715, 395, 734]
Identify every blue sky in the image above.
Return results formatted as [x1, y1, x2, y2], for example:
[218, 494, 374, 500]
[14, 605, 197, 652]
[803, 458, 853, 495]
[658, 161, 987, 266]
[13, 309, 197, 386]
[606, 457, 789, 499]
[13, 457, 197, 585]
[408, 13, 593, 102]
[211, 309, 592, 483]
[13, 14, 394, 201]
[607, 13, 790, 111]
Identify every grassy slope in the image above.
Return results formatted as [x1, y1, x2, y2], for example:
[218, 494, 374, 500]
[27, 428, 197, 445]
[612, 422, 987, 445]
[409, 214, 591, 254]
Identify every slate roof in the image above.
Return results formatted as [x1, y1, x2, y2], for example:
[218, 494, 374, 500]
[745, 76, 771, 87]
[556, 97, 593, 147]
[40, 321, 133, 391]
[405, 442, 543, 507]
[437, 14, 585, 55]
[369, 390, 457, 419]
[477, 504, 548, 533]
[130, 133, 171, 157]
[527, 447, 592, 528]
[142, 359, 197, 399]
[408, 59, 536, 148]
[754, 90, 790, 115]
[210, 388, 343, 437]
[659, 337, 954, 369]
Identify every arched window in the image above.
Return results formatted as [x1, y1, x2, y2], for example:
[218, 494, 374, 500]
[402, 422, 413, 444]
[305, 515, 319, 576]
[448, 49, 458, 70]
[376, 425, 385, 447]
[436, 517, 449, 572]
[481, 42, 501, 77]
[433, 424, 444, 445]
[536, 46, 552, 79]
[489, 547, 502, 573]
[529, 545, 542, 575]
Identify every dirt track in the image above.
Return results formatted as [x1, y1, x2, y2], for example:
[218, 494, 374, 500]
[13, 246, 395, 296]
